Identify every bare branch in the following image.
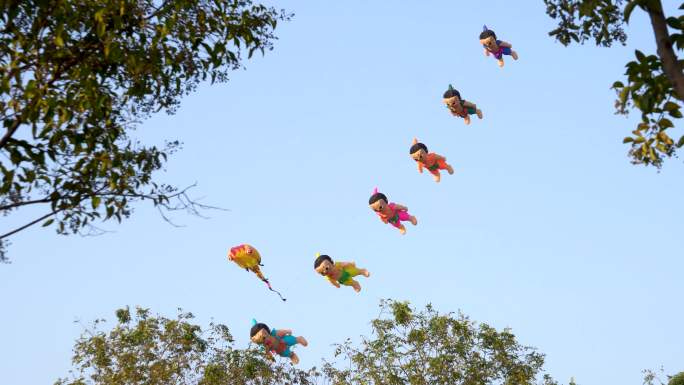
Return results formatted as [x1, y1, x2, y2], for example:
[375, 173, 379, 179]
[0, 209, 61, 240]
[0, 196, 52, 211]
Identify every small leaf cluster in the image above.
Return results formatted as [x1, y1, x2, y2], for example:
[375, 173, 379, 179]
[545, 0, 628, 47]
[643, 369, 684, 385]
[613, 48, 683, 167]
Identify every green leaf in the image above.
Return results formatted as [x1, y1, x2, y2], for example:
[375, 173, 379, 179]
[635, 49, 646, 62]
[664, 101, 679, 111]
[42, 218, 55, 227]
[668, 109, 683, 118]
[666, 17, 682, 29]
[658, 118, 674, 128]
[92, 196, 101, 209]
[94, 9, 105, 23]
[623, 137, 634, 143]
[678, 135, 684, 147]
[612, 81, 624, 88]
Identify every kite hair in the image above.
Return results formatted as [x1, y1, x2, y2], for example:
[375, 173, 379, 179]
[443, 86, 461, 100]
[250, 322, 270, 338]
[480, 29, 496, 40]
[369, 192, 388, 205]
[314, 254, 333, 268]
[410, 142, 428, 154]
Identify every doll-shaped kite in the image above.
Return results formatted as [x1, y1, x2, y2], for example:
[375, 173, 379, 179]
[369, 188, 417, 235]
[250, 319, 308, 364]
[410, 138, 454, 183]
[228, 244, 286, 301]
[480, 25, 518, 68]
[443, 85, 483, 125]
[314, 253, 370, 292]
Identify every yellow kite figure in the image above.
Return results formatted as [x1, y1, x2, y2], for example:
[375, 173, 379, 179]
[228, 244, 286, 301]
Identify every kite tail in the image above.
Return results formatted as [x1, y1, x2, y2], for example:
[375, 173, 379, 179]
[252, 267, 267, 282]
[252, 267, 286, 301]
[260, 277, 287, 301]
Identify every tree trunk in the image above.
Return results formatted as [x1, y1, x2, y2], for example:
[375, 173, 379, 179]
[646, 1, 684, 100]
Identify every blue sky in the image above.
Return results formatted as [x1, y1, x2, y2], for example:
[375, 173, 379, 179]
[1, 1, 683, 384]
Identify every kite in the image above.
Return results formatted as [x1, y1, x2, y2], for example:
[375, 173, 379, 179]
[228, 244, 286, 301]
[410, 138, 454, 183]
[368, 188, 417, 234]
[250, 319, 308, 364]
[443, 84, 483, 124]
[480, 25, 518, 67]
[313, 253, 370, 292]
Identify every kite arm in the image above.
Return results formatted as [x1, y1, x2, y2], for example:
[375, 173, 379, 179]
[275, 329, 292, 337]
[327, 276, 341, 288]
[417, 162, 424, 173]
[393, 204, 408, 211]
[484, 48, 490, 56]
[337, 261, 355, 268]
[462, 101, 477, 109]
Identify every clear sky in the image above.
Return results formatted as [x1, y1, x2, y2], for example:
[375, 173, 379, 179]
[1, 1, 683, 384]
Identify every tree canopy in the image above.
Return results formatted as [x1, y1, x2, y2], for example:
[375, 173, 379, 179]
[57, 300, 566, 385]
[544, 0, 684, 168]
[323, 299, 557, 385]
[0, 0, 291, 262]
[55, 306, 317, 385]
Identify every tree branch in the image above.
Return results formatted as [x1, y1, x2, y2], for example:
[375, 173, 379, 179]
[0, 209, 60, 240]
[0, 117, 24, 151]
[0, 197, 52, 211]
[146, 0, 173, 21]
[0, 53, 83, 150]
[646, 1, 684, 101]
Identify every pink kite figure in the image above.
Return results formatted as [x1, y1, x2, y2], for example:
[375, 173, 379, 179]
[368, 188, 417, 235]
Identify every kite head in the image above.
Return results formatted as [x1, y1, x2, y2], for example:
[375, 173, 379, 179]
[249, 321, 271, 344]
[409, 140, 428, 162]
[228, 244, 261, 268]
[314, 253, 334, 276]
[479, 26, 497, 49]
[369, 189, 389, 213]
[443, 86, 461, 101]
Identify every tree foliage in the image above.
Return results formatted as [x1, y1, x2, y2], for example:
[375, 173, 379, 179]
[670, 372, 684, 385]
[544, 0, 684, 168]
[643, 368, 684, 385]
[322, 299, 557, 385]
[56, 306, 317, 385]
[0, 0, 291, 261]
[58, 301, 572, 385]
